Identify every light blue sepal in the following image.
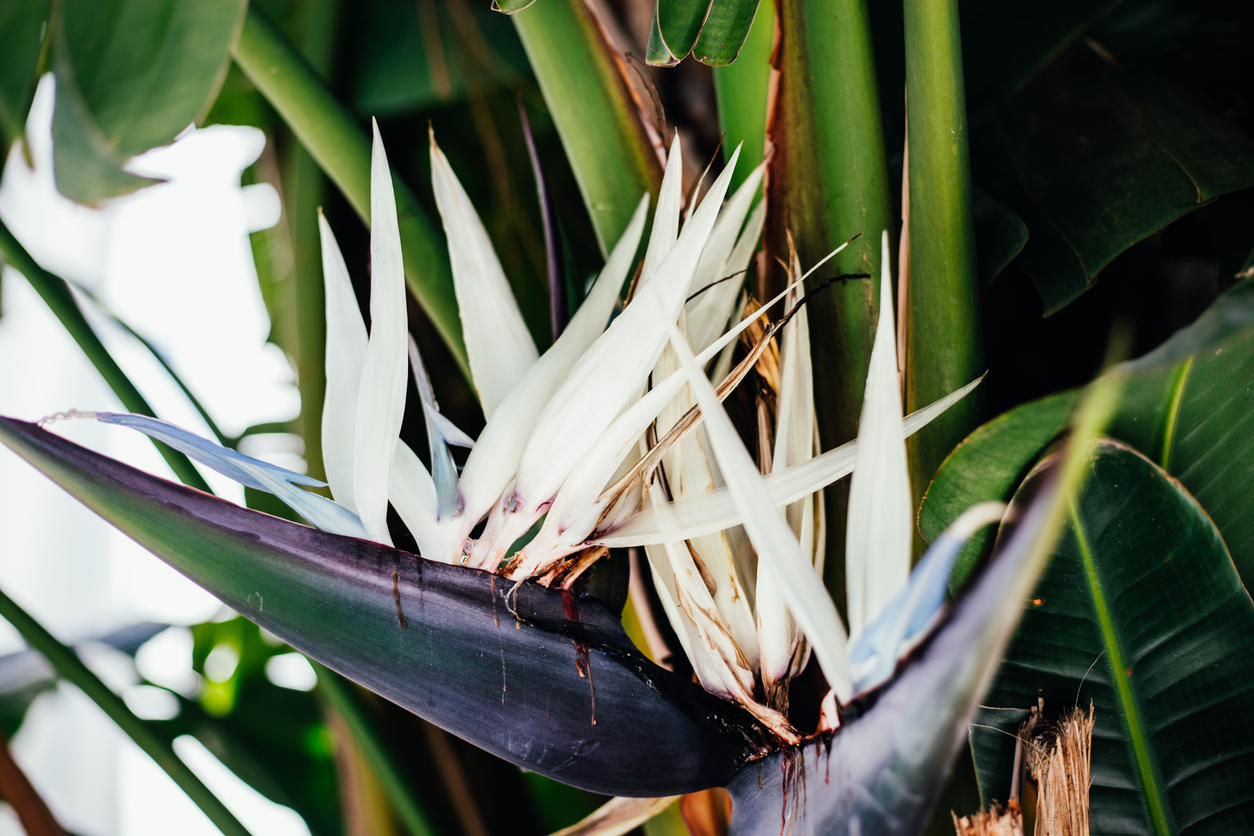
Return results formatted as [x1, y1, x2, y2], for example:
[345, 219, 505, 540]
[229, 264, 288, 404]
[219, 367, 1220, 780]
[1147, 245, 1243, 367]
[97, 413, 368, 539]
[407, 337, 462, 518]
[848, 530, 968, 695]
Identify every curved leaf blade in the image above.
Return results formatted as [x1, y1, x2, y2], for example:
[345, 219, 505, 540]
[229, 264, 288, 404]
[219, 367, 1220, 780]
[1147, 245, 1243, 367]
[971, 440, 1254, 834]
[0, 417, 761, 797]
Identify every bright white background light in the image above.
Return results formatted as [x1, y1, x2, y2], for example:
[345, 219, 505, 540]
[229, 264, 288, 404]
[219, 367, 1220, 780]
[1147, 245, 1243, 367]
[0, 76, 310, 836]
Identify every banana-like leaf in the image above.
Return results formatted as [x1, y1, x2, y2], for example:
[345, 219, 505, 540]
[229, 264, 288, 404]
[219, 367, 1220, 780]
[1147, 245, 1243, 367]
[971, 440, 1254, 833]
[647, 0, 764, 67]
[0, 417, 761, 797]
[726, 459, 1062, 835]
[0, 0, 49, 151]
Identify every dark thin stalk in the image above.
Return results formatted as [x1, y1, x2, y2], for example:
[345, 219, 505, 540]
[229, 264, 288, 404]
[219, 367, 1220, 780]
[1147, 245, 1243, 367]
[0, 727, 66, 836]
[0, 585, 252, 836]
[313, 662, 438, 836]
[0, 219, 212, 493]
[517, 96, 567, 342]
[231, 5, 470, 379]
[902, 0, 984, 533]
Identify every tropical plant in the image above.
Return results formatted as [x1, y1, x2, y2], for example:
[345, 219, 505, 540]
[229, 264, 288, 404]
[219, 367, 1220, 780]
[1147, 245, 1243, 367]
[1, 0, 1253, 834]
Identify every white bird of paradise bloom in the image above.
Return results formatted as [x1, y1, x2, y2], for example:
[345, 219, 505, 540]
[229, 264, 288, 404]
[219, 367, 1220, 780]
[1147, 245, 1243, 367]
[74, 120, 999, 739]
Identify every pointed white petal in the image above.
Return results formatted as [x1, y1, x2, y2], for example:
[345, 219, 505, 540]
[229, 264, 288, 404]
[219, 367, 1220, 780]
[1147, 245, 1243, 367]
[352, 122, 410, 545]
[454, 196, 648, 530]
[639, 134, 683, 287]
[687, 198, 765, 354]
[319, 211, 369, 515]
[848, 502, 1005, 694]
[97, 413, 366, 538]
[389, 439, 442, 557]
[430, 132, 538, 416]
[432, 413, 475, 449]
[845, 231, 912, 637]
[498, 148, 743, 553]
[658, 318, 853, 701]
[689, 162, 764, 296]
[594, 375, 983, 548]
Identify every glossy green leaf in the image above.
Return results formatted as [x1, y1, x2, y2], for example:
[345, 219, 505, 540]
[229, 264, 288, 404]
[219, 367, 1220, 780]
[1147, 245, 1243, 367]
[512, 0, 662, 257]
[918, 390, 1077, 588]
[0, 0, 48, 150]
[51, 0, 246, 204]
[971, 440, 1254, 834]
[693, 0, 763, 66]
[0, 417, 761, 798]
[986, 68, 1254, 314]
[652, 0, 711, 65]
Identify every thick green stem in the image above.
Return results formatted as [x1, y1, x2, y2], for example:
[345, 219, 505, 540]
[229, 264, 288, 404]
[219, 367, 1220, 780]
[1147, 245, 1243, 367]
[765, 0, 893, 609]
[712, 0, 774, 190]
[902, 0, 983, 527]
[511, 0, 661, 257]
[0, 219, 212, 493]
[0, 586, 251, 836]
[232, 5, 468, 378]
[313, 662, 437, 836]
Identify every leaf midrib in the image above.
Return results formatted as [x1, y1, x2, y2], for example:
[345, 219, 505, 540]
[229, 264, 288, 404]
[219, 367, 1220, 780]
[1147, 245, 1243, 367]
[1069, 498, 1175, 836]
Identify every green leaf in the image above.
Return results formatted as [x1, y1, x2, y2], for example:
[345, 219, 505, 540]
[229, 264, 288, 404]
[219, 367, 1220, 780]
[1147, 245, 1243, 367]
[0, 0, 48, 150]
[918, 390, 1077, 588]
[971, 440, 1254, 834]
[51, 0, 246, 204]
[972, 185, 1028, 289]
[711, 0, 772, 187]
[512, 0, 662, 257]
[986, 68, 1254, 314]
[693, 0, 764, 66]
[652, 0, 711, 65]
[0, 416, 762, 798]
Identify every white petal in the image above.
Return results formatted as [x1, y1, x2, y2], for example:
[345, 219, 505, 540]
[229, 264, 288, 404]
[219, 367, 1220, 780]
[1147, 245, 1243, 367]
[496, 147, 744, 554]
[389, 440, 441, 557]
[454, 196, 648, 530]
[430, 131, 538, 416]
[639, 133, 683, 287]
[689, 162, 764, 297]
[318, 211, 368, 514]
[687, 198, 765, 354]
[658, 318, 853, 701]
[594, 376, 983, 548]
[409, 337, 459, 516]
[845, 231, 912, 637]
[352, 122, 409, 546]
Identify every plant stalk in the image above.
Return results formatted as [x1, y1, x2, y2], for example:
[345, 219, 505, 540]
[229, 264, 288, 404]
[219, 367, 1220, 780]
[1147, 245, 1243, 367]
[712, 0, 774, 190]
[902, 0, 983, 528]
[0, 219, 212, 493]
[231, 4, 469, 378]
[0, 585, 252, 836]
[511, 0, 662, 257]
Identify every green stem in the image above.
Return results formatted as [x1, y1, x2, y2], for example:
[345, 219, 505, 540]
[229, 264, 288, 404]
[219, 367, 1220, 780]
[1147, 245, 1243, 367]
[0, 586, 252, 836]
[0, 219, 212, 493]
[313, 662, 437, 836]
[712, 0, 774, 190]
[511, 0, 662, 257]
[902, 0, 983, 528]
[765, 0, 893, 610]
[231, 4, 469, 379]
[1151, 355, 1193, 472]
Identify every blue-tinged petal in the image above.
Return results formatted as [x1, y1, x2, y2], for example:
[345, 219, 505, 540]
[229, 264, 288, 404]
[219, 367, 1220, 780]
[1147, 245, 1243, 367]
[353, 121, 410, 546]
[95, 413, 366, 538]
[848, 502, 1005, 695]
[318, 210, 368, 515]
[408, 337, 459, 517]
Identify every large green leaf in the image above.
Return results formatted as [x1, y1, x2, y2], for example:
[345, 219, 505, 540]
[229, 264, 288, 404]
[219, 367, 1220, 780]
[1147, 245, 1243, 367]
[51, 0, 246, 205]
[0, 416, 760, 797]
[693, 0, 764, 66]
[649, 0, 711, 66]
[971, 440, 1254, 834]
[981, 66, 1254, 314]
[0, 0, 48, 150]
